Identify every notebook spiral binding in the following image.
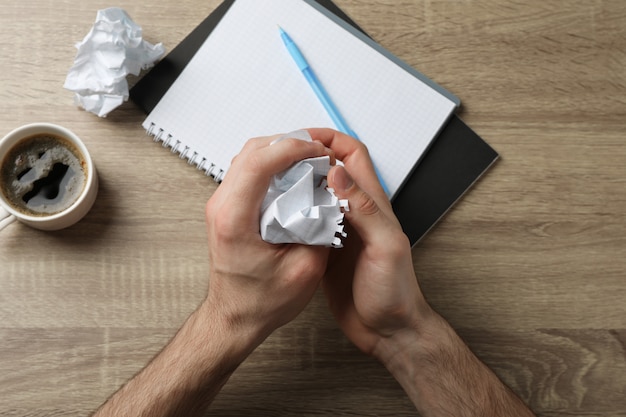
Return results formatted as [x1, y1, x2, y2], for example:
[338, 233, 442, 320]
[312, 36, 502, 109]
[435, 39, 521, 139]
[146, 122, 225, 182]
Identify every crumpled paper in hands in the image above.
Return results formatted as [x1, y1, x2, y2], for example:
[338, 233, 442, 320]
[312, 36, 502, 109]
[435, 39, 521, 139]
[260, 130, 349, 248]
[64, 7, 165, 117]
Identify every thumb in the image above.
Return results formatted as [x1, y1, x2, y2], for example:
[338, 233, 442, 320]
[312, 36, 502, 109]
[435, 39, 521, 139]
[328, 165, 393, 244]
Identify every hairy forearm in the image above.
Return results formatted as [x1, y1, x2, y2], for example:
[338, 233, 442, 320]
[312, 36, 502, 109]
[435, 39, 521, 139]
[92, 301, 262, 417]
[375, 311, 535, 417]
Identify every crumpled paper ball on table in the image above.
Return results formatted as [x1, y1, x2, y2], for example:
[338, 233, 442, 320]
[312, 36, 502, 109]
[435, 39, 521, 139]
[64, 7, 165, 117]
[260, 130, 349, 248]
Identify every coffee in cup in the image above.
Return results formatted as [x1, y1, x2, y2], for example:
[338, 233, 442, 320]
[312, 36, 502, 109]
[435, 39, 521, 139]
[0, 123, 98, 231]
[1, 133, 87, 216]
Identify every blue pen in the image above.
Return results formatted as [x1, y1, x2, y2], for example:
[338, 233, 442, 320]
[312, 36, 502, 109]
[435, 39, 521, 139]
[278, 26, 390, 197]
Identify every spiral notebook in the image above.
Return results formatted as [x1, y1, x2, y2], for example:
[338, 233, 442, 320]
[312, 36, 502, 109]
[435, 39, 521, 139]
[141, 0, 459, 199]
[132, 0, 499, 245]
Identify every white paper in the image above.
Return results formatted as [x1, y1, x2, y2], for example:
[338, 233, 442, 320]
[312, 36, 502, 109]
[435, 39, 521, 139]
[260, 131, 348, 247]
[64, 7, 165, 117]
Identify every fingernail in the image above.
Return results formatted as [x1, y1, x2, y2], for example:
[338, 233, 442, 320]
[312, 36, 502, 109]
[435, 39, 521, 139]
[333, 166, 354, 192]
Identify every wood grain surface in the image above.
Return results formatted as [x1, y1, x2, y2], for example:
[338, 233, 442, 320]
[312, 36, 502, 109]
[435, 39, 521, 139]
[1, 0, 625, 416]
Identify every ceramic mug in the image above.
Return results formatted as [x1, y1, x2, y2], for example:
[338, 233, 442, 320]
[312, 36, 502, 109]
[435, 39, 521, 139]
[0, 123, 98, 231]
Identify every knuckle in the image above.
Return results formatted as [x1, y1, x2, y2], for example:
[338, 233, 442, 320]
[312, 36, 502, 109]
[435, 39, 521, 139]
[205, 197, 216, 215]
[353, 140, 370, 157]
[245, 152, 265, 173]
[352, 191, 380, 216]
[285, 257, 324, 286]
[280, 137, 306, 153]
[205, 199, 238, 245]
[281, 137, 323, 154]
[384, 233, 411, 260]
[211, 215, 240, 245]
[243, 136, 263, 150]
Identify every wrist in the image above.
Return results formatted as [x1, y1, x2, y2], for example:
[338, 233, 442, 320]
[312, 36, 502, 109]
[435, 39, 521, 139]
[194, 296, 269, 363]
[373, 308, 535, 417]
[372, 310, 462, 414]
[371, 302, 438, 372]
[93, 298, 267, 417]
[154, 301, 263, 390]
[372, 304, 462, 408]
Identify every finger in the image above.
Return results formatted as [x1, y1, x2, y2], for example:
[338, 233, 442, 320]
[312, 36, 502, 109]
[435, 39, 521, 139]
[328, 165, 400, 244]
[228, 135, 282, 168]
[312, 140, 336, 166]
[220, 138, 330, 225]
[240, 137, 327, 179]
[308, 128, 387, 201]
[239, 134, 282, 154]
[307, 128, 362, 163]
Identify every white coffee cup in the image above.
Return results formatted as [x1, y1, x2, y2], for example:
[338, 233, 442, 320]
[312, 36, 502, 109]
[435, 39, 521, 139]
[0, 123, 98, 231]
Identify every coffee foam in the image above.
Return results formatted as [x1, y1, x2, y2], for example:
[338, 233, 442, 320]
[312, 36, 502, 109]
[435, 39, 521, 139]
[1, 134, 86, 216]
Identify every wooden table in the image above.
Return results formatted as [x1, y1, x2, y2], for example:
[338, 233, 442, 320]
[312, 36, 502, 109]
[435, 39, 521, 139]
[1, 1, 625, 415]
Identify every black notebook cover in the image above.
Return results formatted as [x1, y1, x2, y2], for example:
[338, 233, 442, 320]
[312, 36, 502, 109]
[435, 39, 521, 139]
[130, 0, 498, 246]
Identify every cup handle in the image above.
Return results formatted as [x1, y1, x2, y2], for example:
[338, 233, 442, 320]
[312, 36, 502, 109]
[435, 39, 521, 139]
[0, 206, 16, 231]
